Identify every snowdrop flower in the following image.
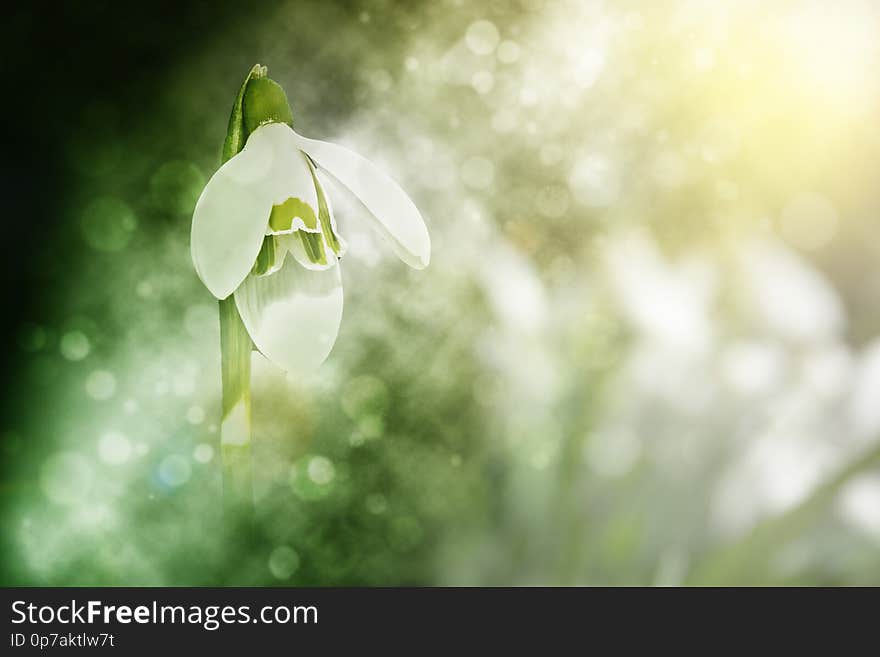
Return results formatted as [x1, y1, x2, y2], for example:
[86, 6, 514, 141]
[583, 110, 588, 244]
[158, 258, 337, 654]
[191, 65, 430, 375]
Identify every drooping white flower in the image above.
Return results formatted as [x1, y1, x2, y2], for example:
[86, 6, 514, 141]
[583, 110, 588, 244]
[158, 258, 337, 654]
[190, 72, 430, 376]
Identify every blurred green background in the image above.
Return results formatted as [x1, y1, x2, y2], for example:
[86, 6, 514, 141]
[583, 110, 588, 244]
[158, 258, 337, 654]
[2, 0, 880, 585]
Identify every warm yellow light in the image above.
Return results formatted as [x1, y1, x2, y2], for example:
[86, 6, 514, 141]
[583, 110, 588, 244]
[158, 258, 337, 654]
[777, 2, 880, 113]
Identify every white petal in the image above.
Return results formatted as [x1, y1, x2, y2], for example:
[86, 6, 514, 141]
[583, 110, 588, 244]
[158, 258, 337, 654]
[234, 260, 343, 375]
[291, 131, 430, 268]
[191, 123, 319, 299]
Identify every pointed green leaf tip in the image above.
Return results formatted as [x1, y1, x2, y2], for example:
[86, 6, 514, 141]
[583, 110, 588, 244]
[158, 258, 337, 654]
[221, 64, 294, 163]
[221, 64, 264, 163]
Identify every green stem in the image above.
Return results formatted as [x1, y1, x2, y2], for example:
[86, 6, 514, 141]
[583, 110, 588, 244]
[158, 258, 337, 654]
[219, 296, 254, 521]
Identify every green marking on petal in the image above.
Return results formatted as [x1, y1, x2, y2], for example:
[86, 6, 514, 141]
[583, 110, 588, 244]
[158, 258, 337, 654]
[268, 197, 318, 233]
[251, 235, 286, 276]
[308, 162, 345, 256]
[298, 231, 328, 266]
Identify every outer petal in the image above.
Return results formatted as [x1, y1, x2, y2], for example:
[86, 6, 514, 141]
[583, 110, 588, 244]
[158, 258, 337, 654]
[191, 123, 318, 299]
[234, 260, 343, 375]
[291, 131, 430, 268]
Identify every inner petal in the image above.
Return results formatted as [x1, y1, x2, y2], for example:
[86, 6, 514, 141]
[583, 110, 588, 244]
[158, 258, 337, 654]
[267, 197, 319, 234]
[298, 231, 328, 266]
[257, 161, 351, 273]
[251, 234, 286, 276]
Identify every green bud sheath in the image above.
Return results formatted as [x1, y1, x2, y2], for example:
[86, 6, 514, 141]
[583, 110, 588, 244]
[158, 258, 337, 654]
[221, 64, 263, 163]
[242, 77, 294, 136]
[222, 65, 295, 163]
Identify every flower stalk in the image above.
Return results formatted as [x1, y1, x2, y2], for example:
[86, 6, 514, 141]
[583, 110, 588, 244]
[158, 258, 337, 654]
[219, 295, 254, 520]
[216, 64, 266, 521]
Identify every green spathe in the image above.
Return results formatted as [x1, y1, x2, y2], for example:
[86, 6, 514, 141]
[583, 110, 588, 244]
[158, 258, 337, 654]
[243, 77, 295, 136]
[221, 64, 294, 164]
[221, 64, 262, 163]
